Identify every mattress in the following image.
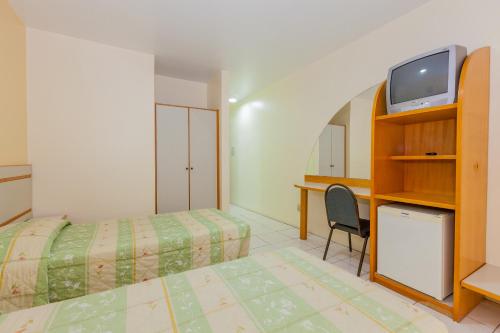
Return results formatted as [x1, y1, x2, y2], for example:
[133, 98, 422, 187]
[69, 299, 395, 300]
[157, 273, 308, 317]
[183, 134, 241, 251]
[48, 208, 250, 303]
[0, 247, 446, 332]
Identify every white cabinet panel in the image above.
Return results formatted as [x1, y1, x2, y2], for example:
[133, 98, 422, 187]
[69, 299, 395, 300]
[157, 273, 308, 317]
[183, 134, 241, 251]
[189, 109, 217, 209]
[331, 125, 345, 177]
[318, 126, 332, 176]
[318, 125, 345, 177]
[156, 106, 189, 212]
[156, 106, 218, 212]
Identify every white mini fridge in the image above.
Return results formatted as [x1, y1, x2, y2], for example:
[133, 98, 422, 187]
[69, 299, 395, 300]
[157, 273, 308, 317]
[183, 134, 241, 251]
[377, 204, 454, 300]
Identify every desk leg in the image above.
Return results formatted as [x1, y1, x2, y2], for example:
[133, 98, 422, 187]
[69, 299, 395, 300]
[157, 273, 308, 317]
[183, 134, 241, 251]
[300, 189, 308, 240]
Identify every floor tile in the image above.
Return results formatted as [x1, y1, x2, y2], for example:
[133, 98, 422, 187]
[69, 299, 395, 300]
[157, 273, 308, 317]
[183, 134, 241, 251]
[467, 300, 500, 329]
[257, 231, 290, 244]
[303, 233, 327, 248]
[343, 254, 370, 273]
[275, 238, 316, 251]
[305, 247, 325, 260]
[415, 303, 493, 333]
[325, 245, 357, 263]
[267, 222, 294, 231]
[279, 227, 300, 239]
[330, 259, 357, 274]
[249, 244, 280, 256]
[250, 225, 271, 235]
[249, 235, 268, 249]
[325, 253, 345, 264]
[231, 205, 500, 333]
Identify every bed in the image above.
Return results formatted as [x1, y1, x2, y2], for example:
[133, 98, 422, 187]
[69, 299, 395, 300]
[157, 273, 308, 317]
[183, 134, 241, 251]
[0, 247, 446, 332]
[48, 209, 250, 303]
[0, 209, 250, 314]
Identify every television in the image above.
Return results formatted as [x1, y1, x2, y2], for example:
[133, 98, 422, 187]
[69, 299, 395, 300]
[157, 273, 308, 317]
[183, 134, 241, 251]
[386, 45, 467, 114]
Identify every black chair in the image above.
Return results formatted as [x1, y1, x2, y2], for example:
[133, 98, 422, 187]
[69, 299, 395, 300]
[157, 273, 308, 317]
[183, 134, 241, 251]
[322, 183, 369, 276]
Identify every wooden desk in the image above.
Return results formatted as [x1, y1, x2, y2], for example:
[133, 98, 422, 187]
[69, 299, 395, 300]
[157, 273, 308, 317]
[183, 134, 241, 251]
[294, 176, 371, 240]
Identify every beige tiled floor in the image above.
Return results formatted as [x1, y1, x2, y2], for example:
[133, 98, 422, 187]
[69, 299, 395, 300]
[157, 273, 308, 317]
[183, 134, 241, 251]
[229, 205, 500, 333]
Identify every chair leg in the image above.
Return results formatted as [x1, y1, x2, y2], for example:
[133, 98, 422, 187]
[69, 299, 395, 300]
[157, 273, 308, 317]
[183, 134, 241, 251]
[323, 227, 334, 261]
[348, 233, 352, 252]
[357, 237, 369, 277]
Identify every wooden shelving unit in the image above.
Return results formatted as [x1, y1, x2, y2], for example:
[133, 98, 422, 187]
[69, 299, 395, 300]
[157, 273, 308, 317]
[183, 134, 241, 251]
[375, 103, 457, 124]
[369, 47, 490, 321]
[462, 264, 500, 303]
[374, 192, 455, 210]
[389, 155, 456, 160]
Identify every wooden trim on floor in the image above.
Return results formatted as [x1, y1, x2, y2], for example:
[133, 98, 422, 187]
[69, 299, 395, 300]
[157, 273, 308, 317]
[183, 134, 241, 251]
[0, 209, 32, 227]
[0, 174, 32, 184]
[304, 175, 371, 188]
[374, 273, 454, 316]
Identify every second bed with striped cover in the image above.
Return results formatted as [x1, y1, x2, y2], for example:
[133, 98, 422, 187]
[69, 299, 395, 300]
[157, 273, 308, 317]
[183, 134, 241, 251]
[48, 208, 250, 303]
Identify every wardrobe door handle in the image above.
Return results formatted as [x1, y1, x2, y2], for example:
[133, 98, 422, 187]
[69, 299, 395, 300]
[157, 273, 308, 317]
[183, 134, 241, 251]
[190, 167, 194, 170]
[185, 167, 189, 171]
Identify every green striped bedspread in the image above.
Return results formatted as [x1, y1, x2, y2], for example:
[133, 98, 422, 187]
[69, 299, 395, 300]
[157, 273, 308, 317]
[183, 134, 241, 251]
[0, 217, 69, 314]
[0, 247, 446, 332]
[48, 209, 250, 303]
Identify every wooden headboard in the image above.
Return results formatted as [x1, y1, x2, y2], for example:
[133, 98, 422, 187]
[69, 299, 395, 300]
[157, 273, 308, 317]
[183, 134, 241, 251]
[0, 165, 32, 227]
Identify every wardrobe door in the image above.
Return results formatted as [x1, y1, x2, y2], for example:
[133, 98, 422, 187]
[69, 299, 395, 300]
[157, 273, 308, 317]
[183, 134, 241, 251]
[331, 125, 345, 177]
[318, 125, 333, 176]
[189, 109, 217, 209]
[156, 105, 189, 212]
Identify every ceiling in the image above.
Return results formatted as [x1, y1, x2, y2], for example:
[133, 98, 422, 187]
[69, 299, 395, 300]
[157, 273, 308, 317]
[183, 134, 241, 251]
[11, 0, 430, 99]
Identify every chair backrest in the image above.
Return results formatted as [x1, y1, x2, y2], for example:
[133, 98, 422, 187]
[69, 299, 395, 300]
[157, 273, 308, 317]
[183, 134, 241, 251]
[324, 183, 361, 231]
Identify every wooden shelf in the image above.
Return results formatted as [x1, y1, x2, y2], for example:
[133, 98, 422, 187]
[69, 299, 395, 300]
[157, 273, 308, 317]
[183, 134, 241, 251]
[374, 191, 455, 210]
[370, 48, 491, 321]
[375, 103, 457, 124]
[462, 264, 500, 302]
[389, 155, 456, 161]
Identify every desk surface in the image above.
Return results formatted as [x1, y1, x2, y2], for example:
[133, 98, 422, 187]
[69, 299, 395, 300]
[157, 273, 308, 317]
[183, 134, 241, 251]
[294, 182, 371, 200]
[294, 178, 371, 240]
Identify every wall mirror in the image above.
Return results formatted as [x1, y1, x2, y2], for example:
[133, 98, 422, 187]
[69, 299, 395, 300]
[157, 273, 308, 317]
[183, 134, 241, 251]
[306, 85, 378, 179]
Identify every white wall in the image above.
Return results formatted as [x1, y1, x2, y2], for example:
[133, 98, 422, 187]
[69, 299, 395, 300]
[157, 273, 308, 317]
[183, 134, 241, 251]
[330, 103, 350, 177]
[208, 70, 231, 210]
[230, 0, 500, 265]
[155, 75, 207, 108]
[349, 92, 375, 179]
[305, 92, 373, 251]
[27, 28, 155, 223]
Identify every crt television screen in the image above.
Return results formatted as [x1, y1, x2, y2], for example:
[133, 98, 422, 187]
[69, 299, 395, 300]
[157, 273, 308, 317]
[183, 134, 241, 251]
[390, 51, 450, 104]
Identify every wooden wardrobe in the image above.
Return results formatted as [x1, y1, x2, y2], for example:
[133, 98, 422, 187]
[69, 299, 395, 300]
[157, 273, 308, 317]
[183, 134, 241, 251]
[155, 104, 219, 213]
